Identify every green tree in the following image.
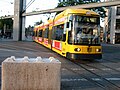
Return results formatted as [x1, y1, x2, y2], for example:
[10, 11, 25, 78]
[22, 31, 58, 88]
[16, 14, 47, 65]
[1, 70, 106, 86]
[57, 0, 106, 18]
[0, 19, 4, 30]
[34, 20, 43, 26]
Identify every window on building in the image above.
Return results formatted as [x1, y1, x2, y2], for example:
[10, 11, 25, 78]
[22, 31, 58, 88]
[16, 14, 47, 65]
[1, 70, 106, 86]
[116, 19, 120, 30]
[117, 7, 120, 15]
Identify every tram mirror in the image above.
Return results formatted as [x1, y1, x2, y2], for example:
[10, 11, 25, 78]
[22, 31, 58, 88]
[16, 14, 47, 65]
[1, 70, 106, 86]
[69, 15, 73, 21]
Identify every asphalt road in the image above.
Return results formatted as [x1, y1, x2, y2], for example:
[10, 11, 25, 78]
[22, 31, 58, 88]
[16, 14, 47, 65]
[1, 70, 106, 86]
[0, 41, 120, 90]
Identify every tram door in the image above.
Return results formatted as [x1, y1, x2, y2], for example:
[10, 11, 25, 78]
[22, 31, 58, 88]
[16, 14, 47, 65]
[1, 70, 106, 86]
[62, 33, 67, 56]
[62, 23, 68, 56]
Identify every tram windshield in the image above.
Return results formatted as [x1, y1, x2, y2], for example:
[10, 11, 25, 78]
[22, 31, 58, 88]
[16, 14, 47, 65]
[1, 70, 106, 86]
[68, 15, 100, 45]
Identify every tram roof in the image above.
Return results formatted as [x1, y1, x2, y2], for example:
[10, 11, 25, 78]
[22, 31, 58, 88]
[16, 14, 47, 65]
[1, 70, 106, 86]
[34, 9, 99, 29]
[54, 8, 99, 20]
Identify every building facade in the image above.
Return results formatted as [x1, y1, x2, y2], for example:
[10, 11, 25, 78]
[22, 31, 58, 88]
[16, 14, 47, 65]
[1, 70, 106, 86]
[107, 6, 120, 44]
[103, 0, 120, 44]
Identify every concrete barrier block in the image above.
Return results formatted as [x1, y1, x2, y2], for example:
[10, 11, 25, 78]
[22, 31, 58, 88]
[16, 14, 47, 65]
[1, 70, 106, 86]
[2, 56, 61, 90]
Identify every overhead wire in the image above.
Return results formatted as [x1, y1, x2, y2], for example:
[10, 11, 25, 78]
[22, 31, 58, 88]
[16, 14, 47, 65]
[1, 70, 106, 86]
[26, 0, 34, 8]
[0, 0, 13, 4]
[23, 0, 36, 12]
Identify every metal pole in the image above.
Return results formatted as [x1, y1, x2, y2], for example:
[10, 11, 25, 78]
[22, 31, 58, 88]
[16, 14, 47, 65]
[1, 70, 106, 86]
[110, 6, 117, 44]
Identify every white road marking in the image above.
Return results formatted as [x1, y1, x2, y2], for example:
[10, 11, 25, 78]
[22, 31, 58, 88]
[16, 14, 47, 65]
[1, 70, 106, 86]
[62, 68, 67, 70]
[106, 78, 120, 81]
[0, 49, 15, 51]
[116, 68, 120, 70]
[88, 68, 96, 71]
[61, 78, 120, 82]
[66, 67, 118, 71]
[101, 68, 111, 71]
[71, 68, 83, 71]
[0, 49, 35, 54]
[61, 78, 87, 82]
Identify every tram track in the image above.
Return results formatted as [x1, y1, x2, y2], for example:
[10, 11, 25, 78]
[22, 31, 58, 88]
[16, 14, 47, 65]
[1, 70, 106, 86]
[75, 59, 120, 73]
[98, 53, 120, 63]
[69, 60, 120, 90]
[0, 42, 120, 90]
[102, 58, 118, 63]
[64, 66, 106, 89]
[59, 55, 120, 90]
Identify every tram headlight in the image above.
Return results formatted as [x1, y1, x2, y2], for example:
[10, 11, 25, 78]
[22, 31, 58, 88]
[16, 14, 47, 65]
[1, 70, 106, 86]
[96, 48, 101, 52]
[74, 48, 81, 52]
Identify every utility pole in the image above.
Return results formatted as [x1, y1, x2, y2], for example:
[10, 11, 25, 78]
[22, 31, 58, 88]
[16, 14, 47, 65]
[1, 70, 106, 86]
[109, 6, 117, 44]
[13, 0, 26, 41]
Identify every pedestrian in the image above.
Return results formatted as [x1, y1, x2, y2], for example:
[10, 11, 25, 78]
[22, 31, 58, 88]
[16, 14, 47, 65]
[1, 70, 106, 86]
[0, 32, 2, 39]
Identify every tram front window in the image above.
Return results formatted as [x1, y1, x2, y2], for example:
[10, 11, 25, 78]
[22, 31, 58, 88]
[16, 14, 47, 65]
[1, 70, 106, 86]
[68, 15, 100, 45]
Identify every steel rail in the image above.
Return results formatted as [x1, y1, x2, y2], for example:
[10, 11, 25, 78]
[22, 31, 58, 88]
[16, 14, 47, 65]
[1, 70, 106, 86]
[71, 60, 120, 89]
[64, 66, 106, 89]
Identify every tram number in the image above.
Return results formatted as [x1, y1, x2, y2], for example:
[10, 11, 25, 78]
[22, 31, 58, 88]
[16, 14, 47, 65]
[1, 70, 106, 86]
[87, 48, 92, 52]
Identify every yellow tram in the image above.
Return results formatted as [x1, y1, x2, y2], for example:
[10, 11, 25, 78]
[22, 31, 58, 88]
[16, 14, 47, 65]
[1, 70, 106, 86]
[33, 9, 102, 60]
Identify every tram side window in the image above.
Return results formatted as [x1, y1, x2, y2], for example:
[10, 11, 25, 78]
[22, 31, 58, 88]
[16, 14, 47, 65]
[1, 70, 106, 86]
[35, 31, 38, 36]
[116, 19, 120, 30]
[44, 28, 49, 38]
[39, 30, 42, 37]
[52, 24, 64, 41]
[52, 28, 56, 40]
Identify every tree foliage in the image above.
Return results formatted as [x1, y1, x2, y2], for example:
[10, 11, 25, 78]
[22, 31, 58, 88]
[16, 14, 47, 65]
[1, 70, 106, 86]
[57, 0, 106, 18]
[34, 20, 43, 26]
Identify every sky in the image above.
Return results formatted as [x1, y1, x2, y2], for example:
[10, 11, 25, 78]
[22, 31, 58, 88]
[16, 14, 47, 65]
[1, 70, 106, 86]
[0, 0, 14, 16]
[25, 0, 59, 27]
[0, 0, 59, 27]
[0, 0, 105, 27]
